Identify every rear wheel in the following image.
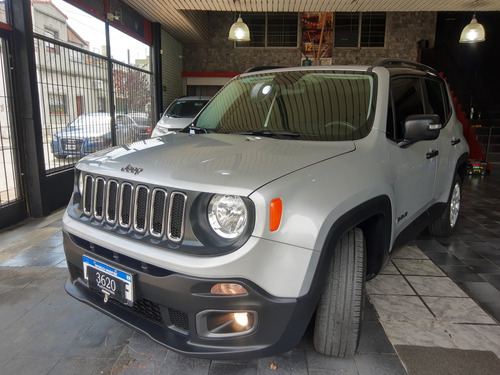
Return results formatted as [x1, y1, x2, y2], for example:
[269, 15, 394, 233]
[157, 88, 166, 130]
[428, 174, 461, 236]
[314, 227, 366, 357]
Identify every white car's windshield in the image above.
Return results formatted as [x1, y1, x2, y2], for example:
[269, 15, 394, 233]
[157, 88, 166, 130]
[165, 100, 209, 118]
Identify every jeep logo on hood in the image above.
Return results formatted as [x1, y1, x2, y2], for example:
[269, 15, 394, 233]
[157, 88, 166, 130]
[121, 164, 144, 175]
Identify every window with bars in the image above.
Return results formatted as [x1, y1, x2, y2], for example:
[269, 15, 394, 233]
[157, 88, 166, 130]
[334, 12, 386, 48]
[44, 28, 59, 53]
[235, 12, 298, 48]
[48, 94, 66, 115]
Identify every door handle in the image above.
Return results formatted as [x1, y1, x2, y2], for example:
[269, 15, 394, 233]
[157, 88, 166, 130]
[426, 150, 439, 159]
[451, 139, 461, 146]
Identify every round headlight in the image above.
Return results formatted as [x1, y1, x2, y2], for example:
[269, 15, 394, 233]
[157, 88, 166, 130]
[208, 195, 248, 239]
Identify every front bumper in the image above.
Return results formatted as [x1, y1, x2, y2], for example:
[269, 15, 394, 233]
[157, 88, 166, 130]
[51, 139, 109, 157]
[63, 230, 318, 359]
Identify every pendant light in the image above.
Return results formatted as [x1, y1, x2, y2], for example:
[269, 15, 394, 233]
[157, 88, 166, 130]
[459, 14, 486, 43]
[228, 1, 250, 41]
[459, 2, 486, 43]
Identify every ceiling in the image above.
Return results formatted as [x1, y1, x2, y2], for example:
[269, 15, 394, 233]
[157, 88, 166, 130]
[124, 0, 500, 43]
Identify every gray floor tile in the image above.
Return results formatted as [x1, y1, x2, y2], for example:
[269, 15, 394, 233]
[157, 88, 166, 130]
[1, 355, 60, 375]
[257, 349, 308, 375]
[438, 265, 485, 282]
[368, 295, 434, 322]
[354, 353, 407, 375]
[376, 320, 456, 348]
[304, 348, 358, 373]
[209, 361, 258, 375]
[422, 296, 496, 324]
[445, 324, 500, 358]
[392, 245, 428, 259]
[365, 275, 415, 295]
[161, 350, 211, 375]
[392, 259, 445, 276]
[406, 276, 468, 297]
[457, 281, 500, 303]
[48, 357, 114, 375]
[357, 320, 396, 355]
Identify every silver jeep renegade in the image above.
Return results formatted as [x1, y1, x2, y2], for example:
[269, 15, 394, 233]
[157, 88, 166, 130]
[62, 60, 469, 359]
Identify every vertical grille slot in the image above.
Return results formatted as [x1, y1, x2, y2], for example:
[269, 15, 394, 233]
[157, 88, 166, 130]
[93, 177, 105, 220]
[150, 189, 167, 237]
[106, 180, 119, 224]
[119, 183, 133, 228]
[168, 192, 186, 242]
[134, 185, 149, 233]
[83, 175, 94, 215]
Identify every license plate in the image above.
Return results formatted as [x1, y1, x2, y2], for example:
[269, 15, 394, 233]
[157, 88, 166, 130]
[66, 144, 76, 151]
[83, 255, 134, 306]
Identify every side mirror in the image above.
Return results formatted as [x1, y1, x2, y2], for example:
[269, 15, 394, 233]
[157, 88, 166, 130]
[398, 114, 441, 148]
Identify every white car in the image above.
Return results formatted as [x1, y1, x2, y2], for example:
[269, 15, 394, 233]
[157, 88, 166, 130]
[151, 96, 211, 137]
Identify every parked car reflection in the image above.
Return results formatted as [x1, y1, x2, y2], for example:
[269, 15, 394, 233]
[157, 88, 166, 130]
[51, 113, 135, 159]
[127, 112, 153, 140]
[152, 96, 211, 137]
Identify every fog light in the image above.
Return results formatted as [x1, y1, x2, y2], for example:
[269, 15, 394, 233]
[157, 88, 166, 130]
[198, 310, 257, 337]
[211, 283, 248, 295]
[233, 312, 249, 327]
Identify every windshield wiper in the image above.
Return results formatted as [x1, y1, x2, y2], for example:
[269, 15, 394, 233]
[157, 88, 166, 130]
[181, 125, 212, 134]
[231, 130, 300, 139]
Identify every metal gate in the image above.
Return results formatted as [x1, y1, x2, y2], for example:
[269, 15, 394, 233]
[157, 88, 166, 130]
[34, 35, 154, 174]
[0, 34, 26, 228]
[0, 0, 155, 230]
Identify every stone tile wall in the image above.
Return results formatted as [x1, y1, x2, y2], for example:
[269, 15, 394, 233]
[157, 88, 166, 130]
[182, 12, 437, 73]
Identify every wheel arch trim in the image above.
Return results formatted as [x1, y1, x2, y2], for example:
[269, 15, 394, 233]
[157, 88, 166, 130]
[309, 195, 392, 298]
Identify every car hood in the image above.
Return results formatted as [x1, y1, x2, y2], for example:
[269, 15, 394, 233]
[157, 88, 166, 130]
[156, 116, 193, 130]
[58, 126, 108, 139]
[77, 133, 355, 195]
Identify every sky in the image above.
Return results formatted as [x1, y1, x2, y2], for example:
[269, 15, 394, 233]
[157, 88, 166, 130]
[51, 0, 149, 64]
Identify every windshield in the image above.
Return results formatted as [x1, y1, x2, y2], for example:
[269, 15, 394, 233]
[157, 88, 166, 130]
[194, 70, 376, 141]
[165, 99, 210, 118]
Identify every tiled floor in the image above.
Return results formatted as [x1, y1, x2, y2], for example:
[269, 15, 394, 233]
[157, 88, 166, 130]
[1, 171, 500, 374]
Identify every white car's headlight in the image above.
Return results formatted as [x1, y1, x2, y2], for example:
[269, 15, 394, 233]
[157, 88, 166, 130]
[208, 195, 248, 239]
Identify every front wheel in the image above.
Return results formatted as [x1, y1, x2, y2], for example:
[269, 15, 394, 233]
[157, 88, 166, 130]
[314, 227, 366, 357]
[428, 174, 462, 236]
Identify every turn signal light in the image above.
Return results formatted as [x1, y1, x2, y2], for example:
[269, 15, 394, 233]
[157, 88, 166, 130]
[269, 198, 282, 232]
[211, 283, 247, 295]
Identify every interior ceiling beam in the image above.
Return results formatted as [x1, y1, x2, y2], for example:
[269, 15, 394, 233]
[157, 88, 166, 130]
[124, 0, 499, 43]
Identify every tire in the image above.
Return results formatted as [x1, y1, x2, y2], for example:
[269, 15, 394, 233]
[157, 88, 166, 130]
[428, 174, 461, 236]
[314, 227, 366, 358]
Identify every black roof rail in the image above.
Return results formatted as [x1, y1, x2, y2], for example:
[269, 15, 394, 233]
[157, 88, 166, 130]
[371, 59, 438, 75]
[244, 66, 285, 73]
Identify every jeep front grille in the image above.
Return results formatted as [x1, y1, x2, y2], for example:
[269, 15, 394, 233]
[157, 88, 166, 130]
[82, 175, 186, 242]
